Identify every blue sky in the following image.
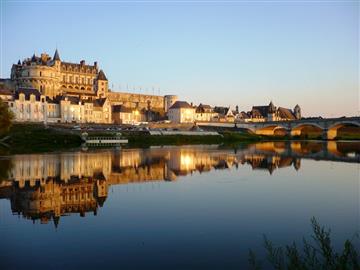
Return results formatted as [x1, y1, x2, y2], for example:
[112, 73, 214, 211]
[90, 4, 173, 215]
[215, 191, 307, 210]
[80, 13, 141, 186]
[1, 0, 358, 117]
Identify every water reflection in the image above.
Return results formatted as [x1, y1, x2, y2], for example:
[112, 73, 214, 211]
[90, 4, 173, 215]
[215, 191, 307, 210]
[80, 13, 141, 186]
[0, 141, 359, 226]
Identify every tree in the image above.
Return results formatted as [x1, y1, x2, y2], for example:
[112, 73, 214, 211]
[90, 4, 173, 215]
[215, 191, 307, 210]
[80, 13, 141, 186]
[0, 99, 14, 136]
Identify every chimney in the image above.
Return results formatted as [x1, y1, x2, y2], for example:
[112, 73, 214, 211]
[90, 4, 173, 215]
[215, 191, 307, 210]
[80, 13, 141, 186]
[94, 61, 98, 68]
[80, 60, 85, 65]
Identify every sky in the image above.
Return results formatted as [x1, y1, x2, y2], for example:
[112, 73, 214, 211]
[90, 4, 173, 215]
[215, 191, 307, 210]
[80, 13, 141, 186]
[0, 0, 358, 117]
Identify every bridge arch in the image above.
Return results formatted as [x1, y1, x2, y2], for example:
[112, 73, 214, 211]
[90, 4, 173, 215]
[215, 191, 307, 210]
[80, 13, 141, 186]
[291, 123, 324, 138]
[326, 121, 360, 140]
[255, 124, 289, 136]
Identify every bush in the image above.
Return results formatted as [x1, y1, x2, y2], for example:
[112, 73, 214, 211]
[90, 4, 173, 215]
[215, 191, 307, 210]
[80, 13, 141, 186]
[249, 217, 359, 270]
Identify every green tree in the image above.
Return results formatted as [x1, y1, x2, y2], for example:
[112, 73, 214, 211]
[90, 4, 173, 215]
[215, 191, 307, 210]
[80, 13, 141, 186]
[0, 98, 14, 136]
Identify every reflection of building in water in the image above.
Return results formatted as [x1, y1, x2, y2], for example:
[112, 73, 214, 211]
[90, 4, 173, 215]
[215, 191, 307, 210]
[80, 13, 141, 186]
[1, 141, 357, 226]
[243, 154, 301, 174]
[9, 177, 107, 227]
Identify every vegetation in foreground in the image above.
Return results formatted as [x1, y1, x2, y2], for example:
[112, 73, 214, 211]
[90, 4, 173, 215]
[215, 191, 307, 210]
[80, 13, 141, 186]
[249, 217, 359, 270]
[3, 123, 83, 154]
[125, 131, 262, 147]
[1, 122, 359, 154]
[0, 99, 14, 137]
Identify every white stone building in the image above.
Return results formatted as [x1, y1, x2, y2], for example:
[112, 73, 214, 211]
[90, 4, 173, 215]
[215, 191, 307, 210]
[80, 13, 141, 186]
[168, 101, 195, 123]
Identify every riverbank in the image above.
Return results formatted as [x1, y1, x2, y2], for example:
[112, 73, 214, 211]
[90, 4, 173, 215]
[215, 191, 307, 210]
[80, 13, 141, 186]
[1, 124, 83, 154]
[1, 123, 359, 154]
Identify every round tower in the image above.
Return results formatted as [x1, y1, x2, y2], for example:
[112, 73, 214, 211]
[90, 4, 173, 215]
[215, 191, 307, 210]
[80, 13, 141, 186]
[164, 95, 178, 112]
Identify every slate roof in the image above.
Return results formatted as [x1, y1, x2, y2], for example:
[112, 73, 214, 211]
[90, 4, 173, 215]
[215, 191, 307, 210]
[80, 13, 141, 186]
[169, 101, 193, 110]
[251, 106, 270, 118]
[196, 103, 213, 113]
[93, 98, 107, 107]
[213, 106, 231, 116]
[46, 97, 58, 104]
[278, 107, 296, 120]
[97, 70, 108, 81]
[54, 95, 81, 105]
[15, 88, 42, 101]
[239, 111, 250, 119]
[53, 49, 60, 61]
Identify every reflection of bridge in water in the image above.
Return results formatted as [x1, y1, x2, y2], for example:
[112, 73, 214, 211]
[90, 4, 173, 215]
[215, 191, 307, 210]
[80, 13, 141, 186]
[0, 141, 358, 226]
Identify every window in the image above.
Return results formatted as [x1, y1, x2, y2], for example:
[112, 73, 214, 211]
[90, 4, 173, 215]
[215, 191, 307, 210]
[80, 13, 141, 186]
[40, 71, 42, 77]
[63, 75, 66, 82]
[82, 77, 85, 84]
[76, 77, 79, 83]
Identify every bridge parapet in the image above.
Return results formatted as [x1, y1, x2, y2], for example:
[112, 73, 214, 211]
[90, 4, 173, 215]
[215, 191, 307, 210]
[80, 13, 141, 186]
[198, 117, 360, 139]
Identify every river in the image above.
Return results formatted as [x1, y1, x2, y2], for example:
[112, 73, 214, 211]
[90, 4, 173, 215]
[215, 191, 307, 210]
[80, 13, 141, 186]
[0, 141, 359, 269]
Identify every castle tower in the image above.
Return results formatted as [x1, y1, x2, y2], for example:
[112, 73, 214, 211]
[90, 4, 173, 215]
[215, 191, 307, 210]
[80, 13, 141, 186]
[164, 95, 178, 112]
[96, 69, 108, 98]
[294, 104, 301, 119]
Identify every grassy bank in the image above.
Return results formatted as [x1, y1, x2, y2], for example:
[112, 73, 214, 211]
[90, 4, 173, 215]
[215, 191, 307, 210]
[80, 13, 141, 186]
[1, 123, 83, 154]
[125, 131, 263, 147]
[1, 123, 359, 154]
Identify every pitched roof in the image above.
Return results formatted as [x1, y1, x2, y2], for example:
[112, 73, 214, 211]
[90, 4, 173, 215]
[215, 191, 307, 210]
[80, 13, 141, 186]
[55, 95, 81, 104]
[169, 101, 193, 109]
[46, 97, 59, 104]
[93, 98, 107, 107]
[53, 49, 60, 61]
[97, 69, 108, 81]
[278, 107, 296, 120]
[239, 111, 250, 119]
[15, 88, 42, 101]
[196, 103, 213, 113]
[213, 106, 232, 116]
[251, 106, 269, 118]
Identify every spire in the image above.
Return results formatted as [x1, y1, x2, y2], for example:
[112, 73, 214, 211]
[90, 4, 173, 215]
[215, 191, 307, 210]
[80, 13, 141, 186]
[97, 69, 108, 81]
[53, 49, 60, 61]
[17, 59, 21, 65]
[31, 53, 36, 62]
[268, 101, 276, 114]
[53, 216, 60, 228]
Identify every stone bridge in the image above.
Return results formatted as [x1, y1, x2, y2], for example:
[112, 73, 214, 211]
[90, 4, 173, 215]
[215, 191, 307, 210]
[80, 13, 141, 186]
[197, 117, 360, 139]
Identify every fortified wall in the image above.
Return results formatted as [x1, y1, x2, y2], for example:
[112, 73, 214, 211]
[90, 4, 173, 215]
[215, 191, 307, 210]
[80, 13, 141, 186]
[107, 91, 178, 112]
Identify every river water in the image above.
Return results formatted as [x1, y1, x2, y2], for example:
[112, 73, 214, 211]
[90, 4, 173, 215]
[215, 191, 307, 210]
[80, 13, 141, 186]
[0, 141, 359, 269]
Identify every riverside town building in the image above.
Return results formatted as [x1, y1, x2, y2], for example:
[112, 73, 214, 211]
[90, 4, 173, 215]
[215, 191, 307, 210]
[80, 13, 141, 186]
[0, 50, 301, 124]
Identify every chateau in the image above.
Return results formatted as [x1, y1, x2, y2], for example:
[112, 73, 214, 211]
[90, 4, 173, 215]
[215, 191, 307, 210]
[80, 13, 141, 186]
[1, 50, 178, 124]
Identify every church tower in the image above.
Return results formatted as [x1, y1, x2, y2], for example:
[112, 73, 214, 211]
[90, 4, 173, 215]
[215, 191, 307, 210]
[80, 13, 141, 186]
[294, 104, 301, 119]
[267, 101, 277, 121]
